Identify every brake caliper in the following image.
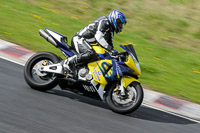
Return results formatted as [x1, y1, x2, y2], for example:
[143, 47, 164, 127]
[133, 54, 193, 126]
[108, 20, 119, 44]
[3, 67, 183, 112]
[42, 60, 49, 66]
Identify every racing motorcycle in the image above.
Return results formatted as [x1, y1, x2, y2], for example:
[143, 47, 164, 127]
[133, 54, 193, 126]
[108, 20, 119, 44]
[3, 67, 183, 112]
[24, 28, 144, 114]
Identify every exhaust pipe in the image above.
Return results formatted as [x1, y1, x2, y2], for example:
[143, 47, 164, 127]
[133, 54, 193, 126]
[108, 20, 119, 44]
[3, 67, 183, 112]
[39, 29, 58, 47]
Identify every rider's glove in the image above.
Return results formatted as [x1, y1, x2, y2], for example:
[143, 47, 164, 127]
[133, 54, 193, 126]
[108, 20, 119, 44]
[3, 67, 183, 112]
[106, 45, 113, 52]
[111, 50, 119, 56]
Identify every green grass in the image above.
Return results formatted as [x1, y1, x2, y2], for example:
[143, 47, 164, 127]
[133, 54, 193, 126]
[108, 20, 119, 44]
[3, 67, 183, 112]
[0, 0, 200, 103]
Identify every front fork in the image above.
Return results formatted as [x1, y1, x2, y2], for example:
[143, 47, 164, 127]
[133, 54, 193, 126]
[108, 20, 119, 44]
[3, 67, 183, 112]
[119, 77, 139, 95]
[119, 78, 126, 96]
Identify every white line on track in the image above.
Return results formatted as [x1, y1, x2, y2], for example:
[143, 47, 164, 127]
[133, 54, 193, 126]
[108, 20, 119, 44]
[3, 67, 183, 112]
[142, 103, 200, 123]
[1, 55, 200, 123]
[0, 56, 25, 66]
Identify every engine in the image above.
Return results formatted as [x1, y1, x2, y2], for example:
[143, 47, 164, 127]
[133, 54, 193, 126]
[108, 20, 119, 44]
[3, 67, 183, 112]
[78, 67, 93, 81]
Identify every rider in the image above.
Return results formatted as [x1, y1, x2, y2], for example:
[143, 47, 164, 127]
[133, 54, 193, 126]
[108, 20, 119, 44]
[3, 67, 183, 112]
[64, 9, 127, 71]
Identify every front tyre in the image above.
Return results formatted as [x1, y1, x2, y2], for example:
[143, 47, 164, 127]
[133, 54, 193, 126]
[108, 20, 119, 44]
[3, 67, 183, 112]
[24, 52, 61, 91]
[106, 82, 143, 114]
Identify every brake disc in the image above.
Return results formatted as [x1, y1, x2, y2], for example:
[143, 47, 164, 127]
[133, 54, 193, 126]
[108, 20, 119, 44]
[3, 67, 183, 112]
[112, 86, 137, 104]
[34, 60, 48, 77]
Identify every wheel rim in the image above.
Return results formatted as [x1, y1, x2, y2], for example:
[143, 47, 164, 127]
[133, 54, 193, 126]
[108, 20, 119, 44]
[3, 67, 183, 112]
[30, 59, 56, 85]
[112, 85, 138, 108]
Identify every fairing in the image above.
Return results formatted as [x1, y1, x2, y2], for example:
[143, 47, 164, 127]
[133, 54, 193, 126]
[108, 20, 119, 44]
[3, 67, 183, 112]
[120, 44, 141, 75]
[92, 46, 112, 59]
[92, 44, 141, 78]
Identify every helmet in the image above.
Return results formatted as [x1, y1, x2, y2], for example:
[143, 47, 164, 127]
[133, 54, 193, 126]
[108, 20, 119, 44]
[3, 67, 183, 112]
[108, 9, 127, 34]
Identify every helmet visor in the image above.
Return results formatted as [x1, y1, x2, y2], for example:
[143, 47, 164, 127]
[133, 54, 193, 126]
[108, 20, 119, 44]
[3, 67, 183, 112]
[116, 19, 123, 30]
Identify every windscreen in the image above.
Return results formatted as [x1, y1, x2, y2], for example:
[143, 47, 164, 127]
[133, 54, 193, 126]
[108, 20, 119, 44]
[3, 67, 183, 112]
[120, 44, 139, 63]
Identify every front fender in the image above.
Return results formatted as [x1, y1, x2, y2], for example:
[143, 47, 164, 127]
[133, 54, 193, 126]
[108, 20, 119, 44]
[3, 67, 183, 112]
[102, 77, 139, 101]
[122, 77, 139, 88]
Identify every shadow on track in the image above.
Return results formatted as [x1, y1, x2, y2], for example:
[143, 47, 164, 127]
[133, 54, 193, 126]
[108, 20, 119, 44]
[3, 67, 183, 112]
[46, 88, 196, 125]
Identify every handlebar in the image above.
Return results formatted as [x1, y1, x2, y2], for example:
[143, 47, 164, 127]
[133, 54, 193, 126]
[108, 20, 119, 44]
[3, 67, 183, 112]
[110, 52, 127, 61]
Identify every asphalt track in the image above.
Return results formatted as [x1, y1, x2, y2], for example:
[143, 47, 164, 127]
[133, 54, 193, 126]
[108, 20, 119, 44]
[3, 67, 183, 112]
[0, 58, 199, 133]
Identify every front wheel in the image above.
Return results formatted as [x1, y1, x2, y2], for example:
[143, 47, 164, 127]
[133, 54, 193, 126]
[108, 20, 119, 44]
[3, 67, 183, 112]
[24, 52, 61, 91]
[106, 82, 143, 114]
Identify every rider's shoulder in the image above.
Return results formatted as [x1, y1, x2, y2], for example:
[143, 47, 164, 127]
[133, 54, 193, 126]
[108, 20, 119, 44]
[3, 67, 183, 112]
[91, 15, 110, 31]
[93, 15, 109, 23]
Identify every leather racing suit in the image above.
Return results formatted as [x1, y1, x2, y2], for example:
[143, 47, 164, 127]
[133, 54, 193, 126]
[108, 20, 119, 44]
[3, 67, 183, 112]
[69, 15, 114, 66]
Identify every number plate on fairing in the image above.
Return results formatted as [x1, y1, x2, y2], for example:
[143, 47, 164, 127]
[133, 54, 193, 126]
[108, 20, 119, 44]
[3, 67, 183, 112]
[88, 60, 112, 86]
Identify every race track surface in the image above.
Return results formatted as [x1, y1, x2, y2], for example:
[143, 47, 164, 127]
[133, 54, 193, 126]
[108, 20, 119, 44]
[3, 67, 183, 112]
[0, 58, 199, 133]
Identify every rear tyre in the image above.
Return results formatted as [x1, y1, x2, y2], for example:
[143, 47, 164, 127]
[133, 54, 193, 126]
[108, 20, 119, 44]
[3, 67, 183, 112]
[24, 52, 61, 91]
[106, 82, 143, 114]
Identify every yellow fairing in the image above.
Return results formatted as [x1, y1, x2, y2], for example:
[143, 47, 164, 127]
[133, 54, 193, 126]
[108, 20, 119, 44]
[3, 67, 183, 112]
[92, 46, 108, 54]
[122, 77, 139, 88]
[88, 60, 112, 86]
[125, 55, 141, 75]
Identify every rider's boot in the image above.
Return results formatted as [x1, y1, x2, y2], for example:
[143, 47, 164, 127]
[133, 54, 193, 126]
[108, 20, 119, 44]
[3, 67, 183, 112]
[63, 55, 78, 74]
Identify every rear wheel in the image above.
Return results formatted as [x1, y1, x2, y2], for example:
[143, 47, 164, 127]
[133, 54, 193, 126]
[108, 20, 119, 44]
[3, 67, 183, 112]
[106, 82, 143, 114]
[24, 52, 61, 91]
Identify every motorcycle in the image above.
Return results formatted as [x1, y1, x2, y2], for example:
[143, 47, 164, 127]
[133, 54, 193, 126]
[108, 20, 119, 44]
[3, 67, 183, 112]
[24, 28, 144, 114]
